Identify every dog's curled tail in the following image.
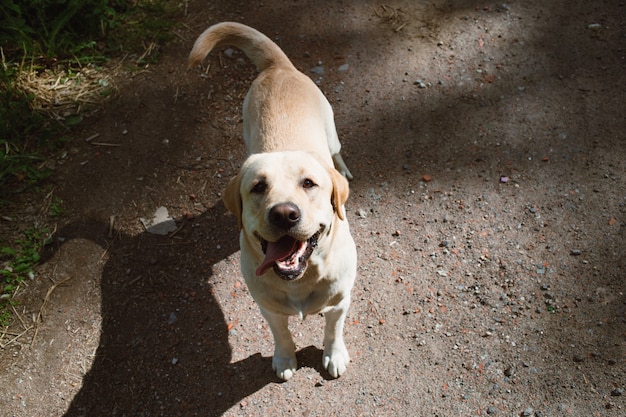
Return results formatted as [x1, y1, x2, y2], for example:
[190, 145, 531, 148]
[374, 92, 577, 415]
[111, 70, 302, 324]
[188, 22, 293, 72]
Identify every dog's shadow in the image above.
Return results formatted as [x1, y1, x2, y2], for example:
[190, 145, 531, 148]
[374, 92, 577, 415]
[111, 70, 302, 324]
[47, 202, 331, 416]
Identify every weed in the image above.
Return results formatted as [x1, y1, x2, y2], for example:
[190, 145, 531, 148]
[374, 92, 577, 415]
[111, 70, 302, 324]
[0, 226, 50, 326]
[49, 196, 64, 217]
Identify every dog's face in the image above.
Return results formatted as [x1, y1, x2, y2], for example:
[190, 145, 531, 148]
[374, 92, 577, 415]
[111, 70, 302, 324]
[223, 151, 349, 280]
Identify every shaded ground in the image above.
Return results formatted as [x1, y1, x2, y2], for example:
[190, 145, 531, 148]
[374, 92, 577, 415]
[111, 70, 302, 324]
[1, 0, 625, 415]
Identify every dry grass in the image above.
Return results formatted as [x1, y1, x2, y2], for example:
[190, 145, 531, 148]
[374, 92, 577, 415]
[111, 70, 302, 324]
[14, 60, 118, 119]
[0, 270, 72, 350]
[372, 4, 412, 32]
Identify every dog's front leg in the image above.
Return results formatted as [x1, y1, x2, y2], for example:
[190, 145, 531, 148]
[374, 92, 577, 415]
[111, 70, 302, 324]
[260, 309, 297, 380]
[322, 298, 351, 378]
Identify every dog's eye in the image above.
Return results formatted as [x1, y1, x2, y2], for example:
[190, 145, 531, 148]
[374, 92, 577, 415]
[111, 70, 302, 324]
[251, 180, 267, 194]
[302, 178, 317, 189]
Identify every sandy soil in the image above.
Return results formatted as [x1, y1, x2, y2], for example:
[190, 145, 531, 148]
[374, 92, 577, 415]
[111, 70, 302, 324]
[1, 0, 625, 416]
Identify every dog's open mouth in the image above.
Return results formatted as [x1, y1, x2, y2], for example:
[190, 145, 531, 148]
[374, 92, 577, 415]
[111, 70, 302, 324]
[255, 230, 321, 280]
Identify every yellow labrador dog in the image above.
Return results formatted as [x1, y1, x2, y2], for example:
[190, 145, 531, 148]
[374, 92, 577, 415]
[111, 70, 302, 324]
[189, 22, 357, 381]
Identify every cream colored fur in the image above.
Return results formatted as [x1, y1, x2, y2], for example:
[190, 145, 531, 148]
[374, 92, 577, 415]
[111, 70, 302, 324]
[189, 22, 356, 380]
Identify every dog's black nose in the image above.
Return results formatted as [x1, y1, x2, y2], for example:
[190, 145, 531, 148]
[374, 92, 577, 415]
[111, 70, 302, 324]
[269, 202, 301, 229]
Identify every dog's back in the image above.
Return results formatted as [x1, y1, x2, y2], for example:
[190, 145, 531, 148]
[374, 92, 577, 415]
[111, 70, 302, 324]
[188, 22, 339, 166]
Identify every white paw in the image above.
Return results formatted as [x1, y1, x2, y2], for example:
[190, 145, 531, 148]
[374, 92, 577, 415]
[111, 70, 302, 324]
[322, 343, 350, 378]
[273, 355, 297, 381]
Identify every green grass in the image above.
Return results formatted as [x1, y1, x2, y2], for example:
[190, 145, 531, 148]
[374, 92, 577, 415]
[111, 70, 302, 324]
[0, 226, 50, 326]
[1, 0, 179, 193]
[0, 63, 65, 194]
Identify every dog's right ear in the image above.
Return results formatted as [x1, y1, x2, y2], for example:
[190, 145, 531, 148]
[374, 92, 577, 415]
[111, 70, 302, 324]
[222, 174, 243, 230]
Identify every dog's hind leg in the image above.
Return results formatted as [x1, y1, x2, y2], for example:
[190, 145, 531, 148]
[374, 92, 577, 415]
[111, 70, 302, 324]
[332, 152, 353, 180]
[326, 126, 353, 180]
[322, 100, 353, 180]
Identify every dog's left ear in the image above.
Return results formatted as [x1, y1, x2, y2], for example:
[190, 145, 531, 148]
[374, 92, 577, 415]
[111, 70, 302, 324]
[329, 168, 350, 221]
[223, 174, 243, 229]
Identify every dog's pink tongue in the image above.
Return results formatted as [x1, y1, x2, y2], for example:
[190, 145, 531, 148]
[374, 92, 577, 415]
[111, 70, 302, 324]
[256, 236, 298, 276]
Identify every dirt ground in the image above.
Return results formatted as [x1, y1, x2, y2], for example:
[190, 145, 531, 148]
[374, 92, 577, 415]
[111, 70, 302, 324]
[1, 0, 625, 416]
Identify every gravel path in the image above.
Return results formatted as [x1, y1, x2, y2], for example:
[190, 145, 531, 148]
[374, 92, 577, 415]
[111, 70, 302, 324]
[1, 1, 624, 416]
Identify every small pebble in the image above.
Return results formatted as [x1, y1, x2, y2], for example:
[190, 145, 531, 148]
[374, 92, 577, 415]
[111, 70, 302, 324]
[610, 388, 623, 396]
[486, 406, 497, 414]
[521, 407, 533, 416]
[570, 249, 582, 256]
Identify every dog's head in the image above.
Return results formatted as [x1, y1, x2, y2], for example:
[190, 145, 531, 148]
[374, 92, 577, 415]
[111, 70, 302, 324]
[223, 151, 349, 280]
